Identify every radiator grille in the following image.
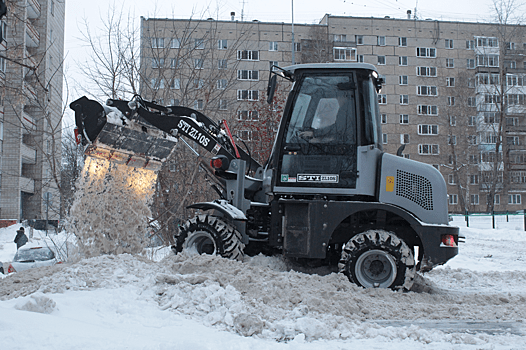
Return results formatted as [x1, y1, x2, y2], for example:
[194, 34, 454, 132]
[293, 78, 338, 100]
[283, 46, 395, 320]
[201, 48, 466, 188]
[396, 169, 433, 210]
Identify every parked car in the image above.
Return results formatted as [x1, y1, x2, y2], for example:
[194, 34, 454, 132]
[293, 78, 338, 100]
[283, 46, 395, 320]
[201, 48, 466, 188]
[7, 247, 59, 273]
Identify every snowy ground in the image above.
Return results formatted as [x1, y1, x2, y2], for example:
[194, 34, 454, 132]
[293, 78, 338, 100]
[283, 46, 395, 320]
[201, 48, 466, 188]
[0, 216, 525, 350]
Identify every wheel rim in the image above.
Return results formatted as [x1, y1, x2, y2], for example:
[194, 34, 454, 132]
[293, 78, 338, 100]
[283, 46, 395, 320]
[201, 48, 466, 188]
[355, 249, 397, 288]
[184, 231, 216, 255]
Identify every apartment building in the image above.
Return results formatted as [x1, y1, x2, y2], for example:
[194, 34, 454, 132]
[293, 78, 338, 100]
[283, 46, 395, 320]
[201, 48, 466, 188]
[0, 0, 64, 224]
[140, 14, 526, 213]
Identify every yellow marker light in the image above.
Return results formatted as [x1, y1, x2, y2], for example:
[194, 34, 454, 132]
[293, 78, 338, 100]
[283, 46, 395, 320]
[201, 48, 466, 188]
[386, 176, 395, 192]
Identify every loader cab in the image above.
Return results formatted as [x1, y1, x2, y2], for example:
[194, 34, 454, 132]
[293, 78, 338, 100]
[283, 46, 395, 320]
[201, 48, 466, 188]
[268, 63, 383, 196]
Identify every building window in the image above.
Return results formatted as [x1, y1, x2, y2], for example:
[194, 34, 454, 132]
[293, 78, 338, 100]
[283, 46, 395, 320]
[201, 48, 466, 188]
[419, 144, 439, 155]
[399, 37, 407, 47]
[417, 105, 438, 115]
[151, 58, 164, 68]
[194, 59, 204, 69]
[400, 114, 409, 124]
[169, 99, 180, 106]
[446, 58, 454, 68]
[399, 56, 408, 66]
[381, 114, 387, 124]
[416, 66, 437, 77]
[449, 194, 458, 205]
[470, 194, 479, 205]
[445, 39, 454, 49]
[447, 96, 455, 106]
[449, 116, 456, 126]
[218, 59, 227, 69]
[448, 135, 457, 145]
[417, 86, 438, 96]
[377, 55, 386, 65]
[269, 61, 279, 69]
[469, 154, 479, 164]
[171, 38, 180, 48]
[194, 99, 204, 110]
[448, 174, 457, 184]
[334, 47, 357, 61]
[0, 57, 6, 73]
[416, 47, 436, 58]
[400, 95, 409, 105]
[217, 79, 227, 89]
[170, 58, 180, 69]
[382, 133, 388, 144]
[294, 42, 301, 52]
[466, 40, 475, 49]
[219, 99, 228, 110]
[218, 39, 228, 49]
[357, 55, 364, 62]
[467, 58, 475, 69]
[193, 79, 204, 89]
[418, 124, 438, 135]
[151, 38, 164, 48]
[469, 174, 480, 185]
[239, 130, 253, 141]
[356, 35, 364, 45]
[477, 37, 498, 47]
[269, 41, 278, 51]
[237, 110, 259, 121]
[509, 194, 522, 204]
[237, 70, 259, 81]
[237, 90, 259, 101]
[378, 94, 387, 104]
[446, 77, 455, 87]
[170, 79, 180, 89]
[334, 34, 347, 42]
[468, 97, 476, 107]
[50, 0, 54, 15]
[468, 135, 478, 145]
[400, 134, 410, 144]
[399, 75, 408, 85]
[195, 39, 205, 49]
[151, 78, 164, 89]
[237, 50, 259, 61]
[377, 36, 386, 46]
[507, 136, 520, 145]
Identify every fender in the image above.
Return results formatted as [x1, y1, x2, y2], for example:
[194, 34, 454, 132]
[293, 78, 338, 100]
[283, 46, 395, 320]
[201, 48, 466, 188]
[187, 199, 247, 221]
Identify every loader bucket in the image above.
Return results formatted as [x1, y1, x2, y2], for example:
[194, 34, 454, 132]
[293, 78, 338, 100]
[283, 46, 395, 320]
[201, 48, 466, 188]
[70, 96, 177, 171]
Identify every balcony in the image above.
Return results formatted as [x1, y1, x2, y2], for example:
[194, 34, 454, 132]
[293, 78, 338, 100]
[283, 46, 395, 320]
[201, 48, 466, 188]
[26, 0, 41, 19]
[23, 81, 38, 106]
[25, 22, 40, 48]
[20, 176, 35, 194]
[21, 142, 37, 164]
[22, 112, 36, 133]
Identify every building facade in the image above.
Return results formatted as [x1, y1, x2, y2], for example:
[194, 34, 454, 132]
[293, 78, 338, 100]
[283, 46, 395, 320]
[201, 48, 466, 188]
[140, 14, 526, 213]
[0, 0, 64, 224]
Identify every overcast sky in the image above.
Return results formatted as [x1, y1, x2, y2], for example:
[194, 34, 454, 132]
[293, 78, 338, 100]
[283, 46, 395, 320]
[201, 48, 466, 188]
[62, 0, 500, 127]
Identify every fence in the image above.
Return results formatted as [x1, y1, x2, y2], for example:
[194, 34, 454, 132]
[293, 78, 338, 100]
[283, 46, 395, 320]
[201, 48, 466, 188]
[449, 210, 526, 230]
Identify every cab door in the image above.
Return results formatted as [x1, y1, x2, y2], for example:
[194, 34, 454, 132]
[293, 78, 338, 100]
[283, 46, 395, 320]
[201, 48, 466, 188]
[276, 74, 358, 192]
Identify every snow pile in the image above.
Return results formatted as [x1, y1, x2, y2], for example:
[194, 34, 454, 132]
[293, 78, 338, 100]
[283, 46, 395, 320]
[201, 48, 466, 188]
[68, 157, 156, 257]
[15, 293, 57, 314]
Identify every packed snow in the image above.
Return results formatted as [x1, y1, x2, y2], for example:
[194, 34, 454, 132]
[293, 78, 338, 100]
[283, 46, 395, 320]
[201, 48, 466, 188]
[0, 215, 525, 349]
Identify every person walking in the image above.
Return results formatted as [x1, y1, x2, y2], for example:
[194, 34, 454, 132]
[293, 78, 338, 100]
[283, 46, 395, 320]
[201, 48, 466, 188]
[14, 227, 28, 250]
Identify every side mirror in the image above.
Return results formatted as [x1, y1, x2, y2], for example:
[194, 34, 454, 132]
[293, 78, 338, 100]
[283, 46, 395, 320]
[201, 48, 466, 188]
[267, 74, 277, 104]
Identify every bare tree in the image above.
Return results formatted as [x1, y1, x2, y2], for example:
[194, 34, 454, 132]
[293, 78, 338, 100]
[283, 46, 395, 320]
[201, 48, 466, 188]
[474, 0, 526, 212]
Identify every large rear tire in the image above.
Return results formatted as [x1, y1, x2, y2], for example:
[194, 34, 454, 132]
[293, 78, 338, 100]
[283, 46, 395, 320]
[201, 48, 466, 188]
[175, 214, 244, 261]
[339, 230, 415, 290]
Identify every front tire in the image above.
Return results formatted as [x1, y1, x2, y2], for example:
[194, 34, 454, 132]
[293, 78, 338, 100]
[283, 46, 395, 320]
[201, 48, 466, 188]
[175, 214, 244, 261]
[339, 230, 415, 290]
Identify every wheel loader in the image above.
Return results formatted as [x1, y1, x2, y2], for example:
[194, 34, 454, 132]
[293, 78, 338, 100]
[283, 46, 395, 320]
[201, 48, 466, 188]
[70, 63, 460, 289]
